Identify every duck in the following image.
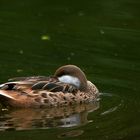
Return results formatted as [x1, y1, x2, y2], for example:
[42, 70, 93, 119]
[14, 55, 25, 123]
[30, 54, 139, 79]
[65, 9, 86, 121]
[0, 65, 99, 108]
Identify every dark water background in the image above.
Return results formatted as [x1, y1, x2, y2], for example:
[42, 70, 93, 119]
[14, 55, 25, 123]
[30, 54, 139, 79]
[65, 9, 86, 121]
[0, 0, 140, 139]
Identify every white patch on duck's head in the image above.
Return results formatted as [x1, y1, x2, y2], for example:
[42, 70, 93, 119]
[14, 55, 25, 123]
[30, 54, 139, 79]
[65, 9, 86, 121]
[58, 75, 80, 88]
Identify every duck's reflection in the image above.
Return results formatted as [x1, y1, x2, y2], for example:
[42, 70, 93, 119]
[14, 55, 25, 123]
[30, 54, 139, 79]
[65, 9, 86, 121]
[0, 102, 99, 131]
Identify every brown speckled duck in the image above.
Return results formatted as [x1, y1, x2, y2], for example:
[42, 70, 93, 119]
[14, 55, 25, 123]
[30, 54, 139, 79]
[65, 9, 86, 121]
[0, 65, 99, 108]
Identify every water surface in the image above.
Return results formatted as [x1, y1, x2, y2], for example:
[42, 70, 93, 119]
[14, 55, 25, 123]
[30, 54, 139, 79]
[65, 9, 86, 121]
[0, 0, 140, 139]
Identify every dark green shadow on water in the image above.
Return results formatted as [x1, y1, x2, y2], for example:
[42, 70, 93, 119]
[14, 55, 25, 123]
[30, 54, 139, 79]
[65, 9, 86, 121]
[0, 0, 140, 139]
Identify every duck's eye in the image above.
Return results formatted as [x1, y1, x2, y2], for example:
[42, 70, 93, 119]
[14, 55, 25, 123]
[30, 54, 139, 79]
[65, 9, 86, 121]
[58, 75, 80, 88]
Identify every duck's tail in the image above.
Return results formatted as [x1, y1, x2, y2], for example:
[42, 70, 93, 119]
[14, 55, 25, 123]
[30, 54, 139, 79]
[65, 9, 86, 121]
[0, 90, 15, 107]
[0, 90, 15, 99]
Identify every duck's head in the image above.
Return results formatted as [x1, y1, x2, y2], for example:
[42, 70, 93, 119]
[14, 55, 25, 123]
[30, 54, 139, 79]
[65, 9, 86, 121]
[54, 65, 87, 91]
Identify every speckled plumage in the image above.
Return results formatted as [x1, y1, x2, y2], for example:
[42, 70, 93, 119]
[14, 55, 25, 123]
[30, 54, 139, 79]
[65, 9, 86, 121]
[0, 65, 99, 108]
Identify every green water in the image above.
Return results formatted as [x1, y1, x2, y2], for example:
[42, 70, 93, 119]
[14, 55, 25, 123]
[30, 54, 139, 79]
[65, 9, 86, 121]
[0, 0, 140, 139]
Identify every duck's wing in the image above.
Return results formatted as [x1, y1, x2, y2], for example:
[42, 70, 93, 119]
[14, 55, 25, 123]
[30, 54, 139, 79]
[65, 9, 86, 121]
[8, 76, 51, 82]
[1, 75, 78, 93]
[0, 78, 79, 108]
[31, 81, 78, 93]
[0, 76, 53, 92]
